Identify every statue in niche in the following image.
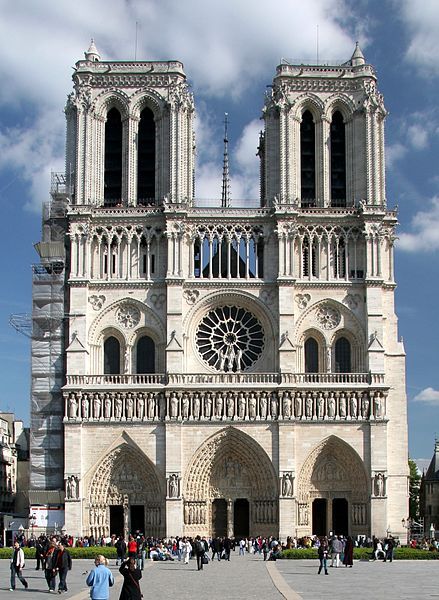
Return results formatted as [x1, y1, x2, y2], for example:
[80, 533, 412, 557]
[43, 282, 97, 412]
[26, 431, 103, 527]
[326, 347, 331, 373]
[93, 394, 101, 419]
[350, 393, 358, 419]
[170, 392, 179, 418]
[294, 394, 302, 418]
[305, 393, 313, 418]
[282, 473, 293, 497]
[115, 394, 123, 419]
[270, 393, 278, 418]
[316, 393, 325, 419]
[127, 393, 135, 419]
[158, 393, 166, 419]
[236, 348, 243, 373]
[374, 472, 385, 497]
[124, 346, 130, 374]
[374, 393, 384, 418]
[361, 393, 370, 418]
[339, 393, 347, 418]
[81, 394, 89, 419]
[137, 393, 145, 419]
[215, 393, 223, 418]
[282, 392, 292, 419]
[237, 392, 246, 419]
[68, 394, 78, 419]
[104, 394, 112, 419]
[248, 392, 256, 419]
[204, 392, 212, 418]
[260, 392, 268, 419]
[193, 392, 201, 419]
[181, 393, 189, 419]
[147, 393, 155, 419]
[327, 392, 336, 418]
[169, 474, 178, 498]
[226, 392, 235, 418]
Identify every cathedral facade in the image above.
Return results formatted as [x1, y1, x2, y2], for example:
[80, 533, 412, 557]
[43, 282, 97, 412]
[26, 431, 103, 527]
[30, 41, 408, 541]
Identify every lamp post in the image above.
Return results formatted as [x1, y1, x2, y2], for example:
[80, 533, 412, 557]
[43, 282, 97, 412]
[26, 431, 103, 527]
[430, 523, 435, 541]
[28, 514, 36, 540]
[401, 518, 411, 546]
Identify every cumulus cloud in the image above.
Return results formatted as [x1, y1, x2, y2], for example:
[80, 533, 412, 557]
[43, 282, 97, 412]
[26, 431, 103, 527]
[413, 387, 439, 403]
[407, 124, 428, 150]
[0, 0, 359, 210]
[397, 0, 439, 75]
[386, 143, 407, 169]
[398, 196, 439, 252]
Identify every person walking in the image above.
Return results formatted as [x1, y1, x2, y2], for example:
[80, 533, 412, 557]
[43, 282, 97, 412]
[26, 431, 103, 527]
[194, 536, 205, 571]
[35, 536, 46, 571]
[53, 542, 72, 593]
[10, 541, 28, 591]
[330, 535, 343, 568]
[181, 537, 192, 565]
[343, 536, 354, 567]
[317, 538, 329, 575]
[115, 536, 126, 566]
[45, 540, 58, 593]
[119, 557, 142, 600]
[86, 555, 114, 600]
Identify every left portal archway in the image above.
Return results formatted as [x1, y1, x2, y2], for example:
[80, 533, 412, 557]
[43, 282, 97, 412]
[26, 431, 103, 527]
[88, 444, 163, 539]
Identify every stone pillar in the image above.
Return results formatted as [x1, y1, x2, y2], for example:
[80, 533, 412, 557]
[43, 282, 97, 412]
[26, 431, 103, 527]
[227, 499, 233, 538]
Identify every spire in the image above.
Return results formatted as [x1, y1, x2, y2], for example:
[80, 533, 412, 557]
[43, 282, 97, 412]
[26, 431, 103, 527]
[351, 42, 365, 67]
[221, 113, 231, 208]
[85, 38, 100, 62]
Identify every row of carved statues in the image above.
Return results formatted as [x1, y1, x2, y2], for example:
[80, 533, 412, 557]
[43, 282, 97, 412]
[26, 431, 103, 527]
[65, 389, 387, 421]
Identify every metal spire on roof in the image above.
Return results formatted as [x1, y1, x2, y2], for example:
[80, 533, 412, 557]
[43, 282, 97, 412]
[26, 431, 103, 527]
[221, 113, 231, 208]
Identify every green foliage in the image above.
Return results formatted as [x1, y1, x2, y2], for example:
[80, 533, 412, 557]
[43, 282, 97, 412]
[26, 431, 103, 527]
[409, 458, 421, 519]
[0, 546, 117, 560]
[280, 547, 439, 560]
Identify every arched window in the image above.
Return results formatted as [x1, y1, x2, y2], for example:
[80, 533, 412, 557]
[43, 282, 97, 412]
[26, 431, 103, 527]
[137, 107, 156, 205]
[104, 108, 123, 207]
[305, 337, 319, 373]
[302, 238, 318, 278]
[104, 336, 120, 374]
[301, 110, 316, 206]
[330, 111, 346, 207]
[136, 336, 155, 374]
[335, 337, 351, 372]
[333, 238, 346, 278]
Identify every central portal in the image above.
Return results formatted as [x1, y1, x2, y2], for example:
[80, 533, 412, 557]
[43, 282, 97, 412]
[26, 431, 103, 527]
[234, 498, 249, 538]
[332, 498, 348, 535]
[212, 499, 227, 537]
[130, 505, 145, 534]
[109, 505, 124, 537]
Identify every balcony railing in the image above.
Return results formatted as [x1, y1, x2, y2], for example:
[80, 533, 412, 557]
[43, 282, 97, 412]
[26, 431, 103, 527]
[65, 372, 385, 388]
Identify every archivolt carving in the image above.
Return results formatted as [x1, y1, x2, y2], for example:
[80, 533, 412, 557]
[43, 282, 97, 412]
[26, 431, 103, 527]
[295, 299, 364, 347]
[184, 428, 277, 502]
[92, 90, 130, 120]
[297, 436, 368, 503]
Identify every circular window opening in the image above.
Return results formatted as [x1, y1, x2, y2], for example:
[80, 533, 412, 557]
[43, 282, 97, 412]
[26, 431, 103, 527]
[196, 305, 265, 372]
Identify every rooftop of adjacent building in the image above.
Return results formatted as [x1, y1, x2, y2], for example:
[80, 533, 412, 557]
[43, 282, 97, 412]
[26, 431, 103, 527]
[424, 440, 439, 481]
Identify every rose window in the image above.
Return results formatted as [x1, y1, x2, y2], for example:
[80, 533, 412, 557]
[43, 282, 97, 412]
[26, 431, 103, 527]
[196, 305, 264, 372]
[315, 304, 341, 330]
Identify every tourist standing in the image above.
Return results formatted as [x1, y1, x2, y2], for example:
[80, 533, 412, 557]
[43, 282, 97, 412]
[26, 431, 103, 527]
[86, 555, 114, 600]
[342, 536, 354, 567]
[45, 541, 58, 592]
[194, 536, 205, 571]
[119, 557, 143, 600]
[330, 535, 343, 568]
[115, 536, 126, 565]
[317, 538, 329, 575]
[9, 541, 28, 591]
[182, 537, 192, 564]
[53, 542, 72, 593]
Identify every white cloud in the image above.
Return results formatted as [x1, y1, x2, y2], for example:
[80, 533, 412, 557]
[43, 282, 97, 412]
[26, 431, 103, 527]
[386, 143, 407, 168]
[407, 124, 428, 150]
[398, 0, 439, 75]
[0, 0, 359, 210]
[398, 196, 439, 252]
[413, 387, 439, 403]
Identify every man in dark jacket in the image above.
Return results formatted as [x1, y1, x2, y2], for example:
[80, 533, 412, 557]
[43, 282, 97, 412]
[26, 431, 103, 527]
[194, 536, 205, 571]
[53, 542, 72, 593]
[115, 537, 127, 565]
[223, 537, 232, 561]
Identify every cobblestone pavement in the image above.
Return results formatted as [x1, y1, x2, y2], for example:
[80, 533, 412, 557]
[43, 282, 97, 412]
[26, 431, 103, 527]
[274, 558, 439, 600]
[0, 555, 437, 599]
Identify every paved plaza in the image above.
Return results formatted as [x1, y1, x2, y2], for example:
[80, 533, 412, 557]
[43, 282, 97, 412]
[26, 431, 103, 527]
[0, 554, 437, 599]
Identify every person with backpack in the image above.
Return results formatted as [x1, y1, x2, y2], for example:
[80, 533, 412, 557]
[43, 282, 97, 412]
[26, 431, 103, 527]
[194, 535, 206, 571]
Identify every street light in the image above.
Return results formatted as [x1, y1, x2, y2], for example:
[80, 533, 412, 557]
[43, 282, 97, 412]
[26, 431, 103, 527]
[29, 514, 36, 539]
[401, 518, 411, 546]
[430, 523, 435, 541]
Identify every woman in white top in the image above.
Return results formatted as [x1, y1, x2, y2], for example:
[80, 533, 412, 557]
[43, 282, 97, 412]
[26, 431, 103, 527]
[182, 538, 192, 564]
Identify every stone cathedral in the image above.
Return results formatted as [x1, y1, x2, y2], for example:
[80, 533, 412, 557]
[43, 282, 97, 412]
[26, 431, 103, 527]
[30, 41, 408, 541]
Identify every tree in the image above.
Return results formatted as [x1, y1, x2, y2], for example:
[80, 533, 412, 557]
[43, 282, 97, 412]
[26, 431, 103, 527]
[409, 458, 421, 519]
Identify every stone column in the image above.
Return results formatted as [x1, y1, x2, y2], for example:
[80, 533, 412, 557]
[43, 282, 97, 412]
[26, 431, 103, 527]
[227, 499, 234, 538]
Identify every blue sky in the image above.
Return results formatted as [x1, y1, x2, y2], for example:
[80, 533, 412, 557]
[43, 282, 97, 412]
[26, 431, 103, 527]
[0, 0, 437, 463]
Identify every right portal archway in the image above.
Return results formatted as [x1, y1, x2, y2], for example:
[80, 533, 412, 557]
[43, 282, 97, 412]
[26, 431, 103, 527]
[297, 436, 369, 536]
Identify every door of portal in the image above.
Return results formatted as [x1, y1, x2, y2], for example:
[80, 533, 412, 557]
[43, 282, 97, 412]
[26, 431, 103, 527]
[130, 505, 145, 535]
[332, 498, 348, 535]
[212, 499, 227, 538]
[109, 505, 124, 537]
[233, 498, 249, 538]
[312, 499, 327, 536]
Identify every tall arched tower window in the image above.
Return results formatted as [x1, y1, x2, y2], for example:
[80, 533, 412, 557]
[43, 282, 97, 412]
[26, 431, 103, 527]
[104, 108, 122, 206]
[335, 337, 351, 372]
[305, 337, 319, 373]
[137, 107, 156, 205]
[136, 336, 156, 374]
[300, 110, 316, 206]
[104, 336, 120, 374]
[330, 111, 346, 207]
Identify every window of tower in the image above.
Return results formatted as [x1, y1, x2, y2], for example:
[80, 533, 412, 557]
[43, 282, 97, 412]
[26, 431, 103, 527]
[136, 335, 155, 374]
[104, 336, 121, 374]
[330, 111, 346, 207]
[137, 107, 156, 205]
[300, 110, 316, 207]
[305, 337, 319, 373]
[333, 238, 346, 278]
[104, 108, 123, 206]
[335, 337, 351, 373]
[302, 238, 318, 278]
